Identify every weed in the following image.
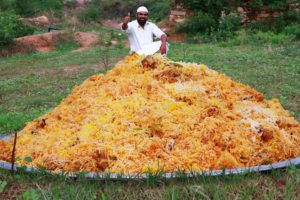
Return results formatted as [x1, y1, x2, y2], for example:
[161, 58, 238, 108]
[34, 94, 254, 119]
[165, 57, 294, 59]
[0, 180, 7, 193]
[23, 188, 41, 200]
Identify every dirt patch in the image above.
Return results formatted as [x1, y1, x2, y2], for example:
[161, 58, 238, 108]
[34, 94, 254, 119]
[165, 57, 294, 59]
[73, 32, 100, 52]
[62, 64, 107, 74]
[63, 65, 83, 73]
[0, 181, 32, 200]
[0, 31, 101, 57]
[102, 20, 121, 29]
[0, 32, 62, 57]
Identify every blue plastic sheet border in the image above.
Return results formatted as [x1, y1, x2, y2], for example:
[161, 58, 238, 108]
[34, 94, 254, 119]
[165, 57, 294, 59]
[1, 133, 299, 179]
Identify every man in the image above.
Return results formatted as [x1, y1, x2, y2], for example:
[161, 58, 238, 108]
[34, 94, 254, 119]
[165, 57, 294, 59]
[122, 6, 168, 55]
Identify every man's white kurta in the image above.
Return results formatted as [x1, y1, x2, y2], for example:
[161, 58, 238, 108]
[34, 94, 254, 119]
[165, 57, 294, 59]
[123, 20, 165, 53]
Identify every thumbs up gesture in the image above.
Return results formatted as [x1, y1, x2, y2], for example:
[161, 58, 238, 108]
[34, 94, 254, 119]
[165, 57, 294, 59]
[123, 12, 131, 25]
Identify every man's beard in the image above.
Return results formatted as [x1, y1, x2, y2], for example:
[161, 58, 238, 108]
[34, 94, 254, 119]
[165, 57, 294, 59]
[137, 18, 147, 26]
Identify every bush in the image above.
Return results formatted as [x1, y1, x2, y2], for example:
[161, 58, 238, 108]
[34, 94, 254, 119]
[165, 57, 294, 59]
[248, 20, 269, 33]
[284, 9, 300, 24]
[249, 0, 263, 9]
[249, 0, 286, 10]
[268, 10, 300, 33]
[147, 0, 172, 22]
[215, 13, 241, 41]
[253, 31, 292, 44]
[0, 11, 34, 47]
[178, 11, 241, 43]
[266, 0, 287, 10]
[283, 24, 300, 40]
[83, 0, 171, 21]
[176, 0, 299, 40]
[0, 0, 15, 11]
[272, 15, 286, 33]
[86, 0, 136, 20]
[175, 0, 238, 42]
[14, 0, 35, 16]
[77, 5, 101, 24]
[217, 28, 295, 47]
[177, 11, 216, 34]
[14, 0, 63, 17]
[176, 0, 227, 20]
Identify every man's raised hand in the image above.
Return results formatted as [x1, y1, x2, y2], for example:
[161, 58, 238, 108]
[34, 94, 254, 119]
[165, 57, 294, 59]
[124, 12, 131, 24]
[122, 12, 130, 30]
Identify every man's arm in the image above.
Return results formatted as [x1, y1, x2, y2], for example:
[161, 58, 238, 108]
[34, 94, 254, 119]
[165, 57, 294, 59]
[160, 34, 167, 54]
[122, 12, 131, 30]
[152, 24, 167, 54]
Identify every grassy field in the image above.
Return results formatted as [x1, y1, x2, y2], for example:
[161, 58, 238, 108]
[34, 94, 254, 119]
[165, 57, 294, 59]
[0, 168, 299, 199]
[0, 38, 299, 199]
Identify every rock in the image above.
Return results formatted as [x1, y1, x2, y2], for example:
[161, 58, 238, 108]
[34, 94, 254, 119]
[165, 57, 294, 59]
[288, 3, 299, 9]
[169, 9, 187, 23]
[22, 16, 50, 28]
[111, 40, 118, 45]
[237, 7, 244, 13]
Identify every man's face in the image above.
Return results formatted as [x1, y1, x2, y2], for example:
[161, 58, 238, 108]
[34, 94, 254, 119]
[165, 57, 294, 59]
[136, 12, 148, 26]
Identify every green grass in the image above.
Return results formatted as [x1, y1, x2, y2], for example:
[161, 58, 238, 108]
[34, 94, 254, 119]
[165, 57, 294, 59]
[0, 167, 299, 199]
[0, 35, 299, 199]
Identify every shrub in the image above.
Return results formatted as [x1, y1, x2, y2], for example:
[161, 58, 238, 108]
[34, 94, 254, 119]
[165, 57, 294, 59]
[215, 13, 242, 41]
[35, 0, 63, 12]
[218, 28, 295, 47]
[147, 0, 172, 22]
[0, 11, 34, 47]
[248, 20, 270, 33]
[249, 0, 286, 10]
[14, 0, 35, 16]
[269, 10, 300, 33]
[284, 9, 300, 24]
[249, 0, 263, 9]
[14, 0, 63, 17]
[176, 0, 227, 20]
[251, 31, 292, 44]
[77, 5, 101, 24]
[84, 0, 171, 21]
[178, 11, 241, 42]
[175, 0, 237, 42]
[86, 0, 137, 20]
[283, 24, 300, 40]
[272, 15, 286, 33]
[177, 11, 216, 34]
[0, 0, 15, 11]
[266, 0, 287, 10]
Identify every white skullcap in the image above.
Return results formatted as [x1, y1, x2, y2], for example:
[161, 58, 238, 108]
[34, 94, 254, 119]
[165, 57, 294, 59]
[137, 6, 148, 13]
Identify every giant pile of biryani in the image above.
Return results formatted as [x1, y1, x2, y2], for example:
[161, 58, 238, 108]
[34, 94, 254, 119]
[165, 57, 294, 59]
[0, 54, 299, 173]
